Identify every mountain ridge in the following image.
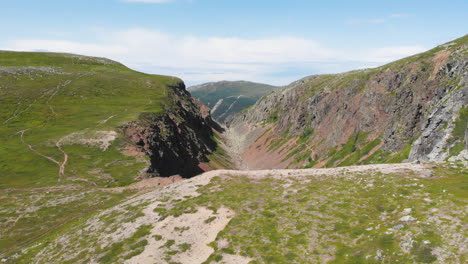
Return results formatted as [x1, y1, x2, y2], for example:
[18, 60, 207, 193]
[227, 35, 467, 169]
[189, 80, 278, 124]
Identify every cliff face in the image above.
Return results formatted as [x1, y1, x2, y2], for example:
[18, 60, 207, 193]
[122, 81, 221, 178]
[0, 51, 220, 188]
[229, 36, 467, 169]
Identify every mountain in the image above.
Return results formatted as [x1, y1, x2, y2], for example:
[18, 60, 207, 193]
[1, 36, 467, 264]
[228, 35, 468, 169]
[0, 51, 219, 255]
[189, 81, 278, 124]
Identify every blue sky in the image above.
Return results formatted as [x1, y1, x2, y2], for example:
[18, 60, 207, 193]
[0, 0, 466, 86]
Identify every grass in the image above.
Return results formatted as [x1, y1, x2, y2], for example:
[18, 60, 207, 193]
[298, 127, 313, 144]
[98, 224, 152, 263]
[448, 107, 468, 156]
[266, 111, 279, 123]
[338, 138, 382, 166]
[8, 163, 466, 263]
[324, 133, 368, 167]
[361, 142, 413, 165]
[207, 134, 234, 169]
[179, 165, 465, 263]
[0, 51, 186, 258]
[0, 51, 183, 188]
[0, 188, 135, 255]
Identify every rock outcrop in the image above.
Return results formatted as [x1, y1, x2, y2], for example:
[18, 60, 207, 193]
[229, 35, 468, 169]
[122, 81, 221, 178]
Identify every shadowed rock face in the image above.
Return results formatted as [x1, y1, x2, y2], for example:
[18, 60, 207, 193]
[122, 82, 221, 178]
[229, 36, 468, 168]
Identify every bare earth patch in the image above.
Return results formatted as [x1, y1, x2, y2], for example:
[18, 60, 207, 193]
[60, 130, 117, 150]
[126, 206, 237, 264]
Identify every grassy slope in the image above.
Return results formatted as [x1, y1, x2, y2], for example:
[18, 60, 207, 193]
[0, 51, 181, 188]
[9, 163, 467, 263]
[260, 35, 468, 168]
[0, 51, 181, 255]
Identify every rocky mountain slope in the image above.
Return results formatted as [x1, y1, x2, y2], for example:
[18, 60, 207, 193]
[4, 163, 467, 263]
[189, 81, 278, 124]
[228, 35, 468, 170]
[0, 51, 219, 255]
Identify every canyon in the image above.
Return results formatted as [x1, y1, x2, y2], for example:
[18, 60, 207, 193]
[0, 35, 466, 264]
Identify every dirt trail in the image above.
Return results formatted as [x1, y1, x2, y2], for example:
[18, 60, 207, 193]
[45, 80, 71, 115]
[2, 97, 41, 125]
[2, 78, 74, 125]
[203, 162, 433, 179]
[17, 129, 68, 182]
[97, 115, 116, 126]
[55, 136, 69, 180]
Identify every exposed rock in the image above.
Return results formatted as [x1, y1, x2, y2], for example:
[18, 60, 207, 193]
[122, 82, 221, 178]
[409, 58, 468, 162]
[402, 208, 412, 215]
[399, 215, 416, 222]
[228, 35, 468, 168]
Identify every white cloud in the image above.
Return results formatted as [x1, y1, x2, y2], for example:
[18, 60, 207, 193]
[3, 28, 427, 85]
[10, 40, 126, 56]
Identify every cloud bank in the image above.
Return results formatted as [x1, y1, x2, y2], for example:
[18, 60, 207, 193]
[4, 28, 427, 85]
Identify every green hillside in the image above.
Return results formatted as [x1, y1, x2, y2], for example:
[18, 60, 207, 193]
[0, 51, 182, 189]
[189, 81, 278, 123]
[0, 51, 197, 255]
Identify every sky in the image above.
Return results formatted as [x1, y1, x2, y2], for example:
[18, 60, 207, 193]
[0, 0, 466, 86]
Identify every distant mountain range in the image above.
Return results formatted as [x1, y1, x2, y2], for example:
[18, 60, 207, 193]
[189, 81, 278, 123]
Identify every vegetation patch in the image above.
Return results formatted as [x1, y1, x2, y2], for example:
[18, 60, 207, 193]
[448, 107, 468, 156]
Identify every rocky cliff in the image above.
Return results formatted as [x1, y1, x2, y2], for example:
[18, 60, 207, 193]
[122, 81, 221, 178]
[0, 51, 220, 188]
[229, 35, 468, 169]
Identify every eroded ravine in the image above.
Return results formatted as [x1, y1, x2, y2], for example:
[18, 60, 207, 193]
[217, 125, 249, 170]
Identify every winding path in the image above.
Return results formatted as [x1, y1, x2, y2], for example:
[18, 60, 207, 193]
[17, 129, 69, 182]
